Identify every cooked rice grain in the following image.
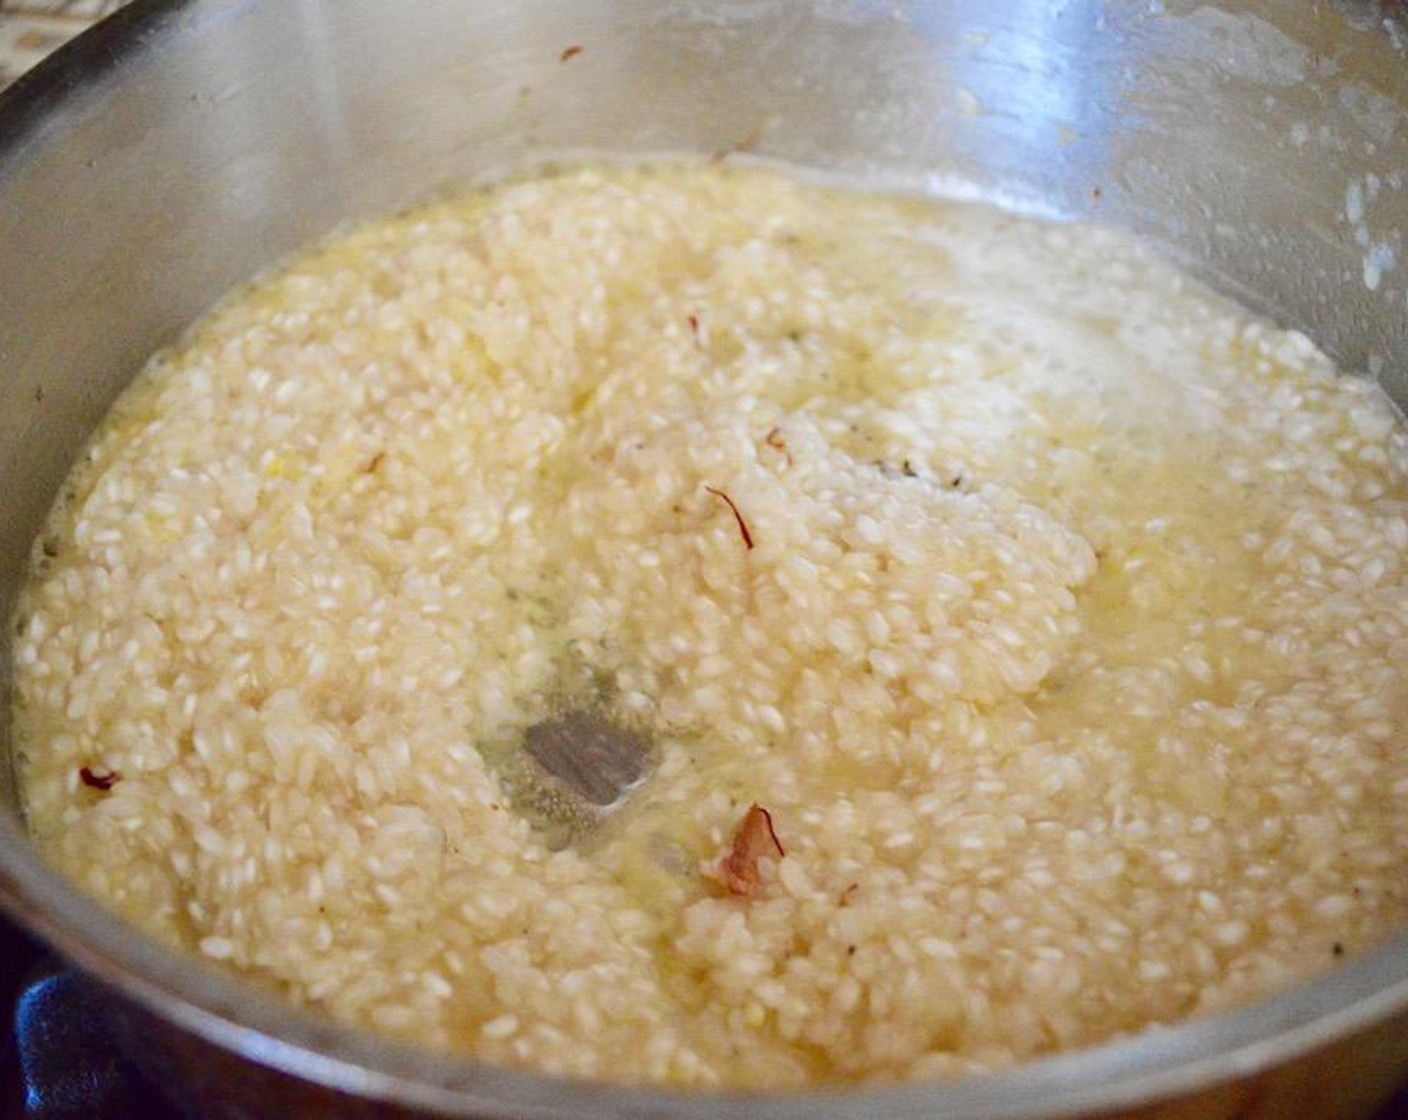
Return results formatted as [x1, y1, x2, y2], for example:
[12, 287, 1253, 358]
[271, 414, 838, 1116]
[12, 163, 1408, 1088]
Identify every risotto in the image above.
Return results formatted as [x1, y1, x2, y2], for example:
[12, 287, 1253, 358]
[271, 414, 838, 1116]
[11, 163, 1408, 1088]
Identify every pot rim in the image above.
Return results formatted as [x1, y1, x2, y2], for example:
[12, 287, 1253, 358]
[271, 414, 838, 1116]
[1, 2, 1407, 1117]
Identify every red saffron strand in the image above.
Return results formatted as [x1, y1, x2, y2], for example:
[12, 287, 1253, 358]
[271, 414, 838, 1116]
[559, 44, 583, 62]
[764, 426, 793, 465]
[79, 766, 119, 791]
[752, 804, 785, 857]
[705, 485, 755, 550]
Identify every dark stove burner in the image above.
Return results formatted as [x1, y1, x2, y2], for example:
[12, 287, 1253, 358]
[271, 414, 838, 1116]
[15, 962, 179, 1120]
[1, 917, 179, 1120]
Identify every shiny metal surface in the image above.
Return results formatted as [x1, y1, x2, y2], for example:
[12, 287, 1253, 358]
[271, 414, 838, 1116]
[1, 1, 1407, 1116]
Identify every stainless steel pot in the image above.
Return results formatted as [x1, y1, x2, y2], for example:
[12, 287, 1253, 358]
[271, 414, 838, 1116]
[2, 1, 1407, 1117]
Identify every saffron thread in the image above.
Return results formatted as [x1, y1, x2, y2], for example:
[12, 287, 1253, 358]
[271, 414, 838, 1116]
[705, 485, 755, 550]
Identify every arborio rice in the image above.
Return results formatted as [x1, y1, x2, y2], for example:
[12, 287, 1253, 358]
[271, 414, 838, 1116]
[11, 163, 1408, 1088]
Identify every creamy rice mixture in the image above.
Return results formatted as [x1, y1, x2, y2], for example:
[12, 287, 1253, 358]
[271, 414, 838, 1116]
[12, 163, 1408, 1087]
